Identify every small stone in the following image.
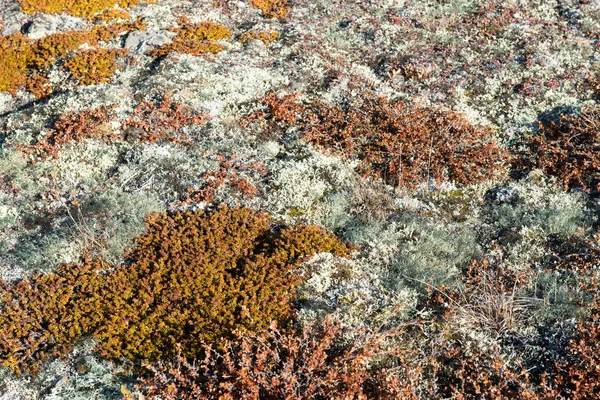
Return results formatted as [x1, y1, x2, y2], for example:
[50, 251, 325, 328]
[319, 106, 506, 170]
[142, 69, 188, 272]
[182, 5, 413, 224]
[260, 141, 281, 158]
[124, 30, 176, 53]
[25, 14, 87, 40]
[75, 359, 90, 375]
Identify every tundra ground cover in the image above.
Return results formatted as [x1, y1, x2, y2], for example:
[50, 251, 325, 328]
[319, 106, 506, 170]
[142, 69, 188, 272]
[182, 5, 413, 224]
[1, 0, 600, 398]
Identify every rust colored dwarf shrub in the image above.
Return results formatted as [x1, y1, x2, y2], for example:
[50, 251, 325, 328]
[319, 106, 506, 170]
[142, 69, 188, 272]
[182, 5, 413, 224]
[0, 207, 353, 373]
[64, 48, 128, 85]
[122, 93, 209, 144]
[18, 0, 140, 18]
[248, 92, 509, 188]
[19, 105, 118, 161]
[178, 155, 268, 205]
[148, 20, 232, 57]
[514, 105, 600, 191]
[539, 297, 600, 399]
[18, 94, 207, 160]
[425, 340, 538, 400]
[249, 0, 289, 18]
[138, 304, 543, 400]
[138, 316, 421, 400]
[25, 72, 53, 98]
[0, 20, 145, 95]
[239, 30, 279, 45]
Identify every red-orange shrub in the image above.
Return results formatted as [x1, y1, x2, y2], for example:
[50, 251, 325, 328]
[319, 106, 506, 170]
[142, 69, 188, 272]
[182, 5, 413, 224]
[178, 155, 268, 205]
[247, 92, 509, 188]
[426, 341, 537, 399]
[514, 105, 600, 190]
[19, 105, 118, 161]
[538, 296, 600, 399]
[122, 93, 208, 144]
[138, 316, 421, 399]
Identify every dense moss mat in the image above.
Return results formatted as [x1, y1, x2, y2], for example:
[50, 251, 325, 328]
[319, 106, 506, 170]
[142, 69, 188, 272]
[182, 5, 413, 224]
[0, 206, 353, 373]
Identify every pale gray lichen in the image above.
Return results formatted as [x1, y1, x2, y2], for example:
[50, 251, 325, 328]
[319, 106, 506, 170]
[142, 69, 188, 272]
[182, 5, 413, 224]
[296, 252, 418, 333]
[0, 339, 128, 400]
[264, 151, 358, 230]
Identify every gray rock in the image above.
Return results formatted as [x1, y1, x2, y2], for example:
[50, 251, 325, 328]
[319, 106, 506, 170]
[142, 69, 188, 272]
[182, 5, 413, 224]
[25, 13, 88, 39]
[0, 1, 29, 36]
[124, 29, 176, 52]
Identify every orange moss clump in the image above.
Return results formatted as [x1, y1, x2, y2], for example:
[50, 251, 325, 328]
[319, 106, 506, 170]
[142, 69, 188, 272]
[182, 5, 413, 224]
[0, 34, 29, 94]
[0, 259, 110, 374]
[95, 208, 353, 361]
[0, 207, 353, 373]
[239, 30, 279, 45]
[93, 8, 132, 22]
[64, 48, 128, 85]
[148, 20, 232, 57]
[248, 92, 509, 188]
[249, 0, 289, 18]
[514, 105, 600, 191]
[18, 0, 140, 18]
[122, 93, 209, 144]
[19, 105, 118, 161]
[0, 20, 145, 95]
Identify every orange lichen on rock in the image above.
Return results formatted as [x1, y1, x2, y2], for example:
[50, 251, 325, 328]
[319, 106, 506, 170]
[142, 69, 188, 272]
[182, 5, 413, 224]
[239, 30, 279, 45]
[249, 0, 289, 18]
[248, 92, 509, 188]
[148, 20, 232, 57]
[64, 48, 128, 85]
[18, 0, 141, 18]
[122, 93, 209, 144]
[0, 20, 146, 95]
[0, 207, 353, 373]
[19, 105, 118, 161]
